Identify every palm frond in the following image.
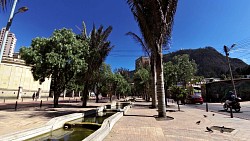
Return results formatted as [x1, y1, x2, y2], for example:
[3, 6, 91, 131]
[0, 0, 15, 11]
[126, 31, 150, 56]
[81, 21, 87, 40]
[127, 0, 178, 52]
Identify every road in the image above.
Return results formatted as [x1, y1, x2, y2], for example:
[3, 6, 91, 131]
[186, 101, 250, 120]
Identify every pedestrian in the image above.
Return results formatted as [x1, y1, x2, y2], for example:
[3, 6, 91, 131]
[32, 92, 35, 101]
[35, 92, 39, 99]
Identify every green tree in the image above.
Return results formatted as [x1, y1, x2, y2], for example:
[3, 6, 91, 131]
[113, 73, 131, 99]
[76, 21, 113, 107]
[127, 0, 178, 117]
[133, 68, 150, 101]
[20, 28, 89, 107]
[173, 54, 197, 88]
[114, 67, 132, 83]
[92, 63, 113, 103]
[163, 61, 177, 97]
[126, 32, 157, 108]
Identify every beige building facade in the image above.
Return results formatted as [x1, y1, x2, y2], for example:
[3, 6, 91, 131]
[0, 57, 51, 99]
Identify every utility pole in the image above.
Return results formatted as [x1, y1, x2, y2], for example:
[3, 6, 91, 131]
[224, 44, 237, 97]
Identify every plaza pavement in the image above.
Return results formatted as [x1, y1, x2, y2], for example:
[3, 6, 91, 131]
[0, 97, 250, 141]
[104, 99, 250, 141]
[0, 97, 110, 136]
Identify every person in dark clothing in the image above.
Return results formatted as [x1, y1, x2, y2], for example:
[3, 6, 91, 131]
[32, 92, 35, 101]
[225, 91, 236, 105]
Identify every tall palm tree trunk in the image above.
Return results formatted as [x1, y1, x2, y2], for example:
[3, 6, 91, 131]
[151, 55, 157, 108]
[156, 52, 166, 117]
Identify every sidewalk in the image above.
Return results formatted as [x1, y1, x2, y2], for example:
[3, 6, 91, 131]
[104, 99, 250, 141]
[0, 99, 111, 136]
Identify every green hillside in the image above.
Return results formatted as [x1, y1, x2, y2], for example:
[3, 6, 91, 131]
[163, 47, 248, 78]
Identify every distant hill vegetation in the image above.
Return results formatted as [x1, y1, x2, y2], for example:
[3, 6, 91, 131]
[163, 47, 248, 78]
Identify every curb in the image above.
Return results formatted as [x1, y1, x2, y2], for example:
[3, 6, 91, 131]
[0, 108, 99, 141]
[83, 104, 132, 141]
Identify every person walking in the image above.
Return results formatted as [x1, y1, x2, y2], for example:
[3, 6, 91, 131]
[32, 92, 35, 101]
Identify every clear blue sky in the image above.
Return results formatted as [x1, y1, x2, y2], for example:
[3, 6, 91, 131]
[1, 0, 250, 71]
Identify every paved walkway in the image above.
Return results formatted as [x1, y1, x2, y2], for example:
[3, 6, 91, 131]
[0, 97, 111, 136]
[1, 98, 250, 141]
[104, 99, 250, 141]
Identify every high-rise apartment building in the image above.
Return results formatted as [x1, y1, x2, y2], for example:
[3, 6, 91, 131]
[0, 28, 17, 57]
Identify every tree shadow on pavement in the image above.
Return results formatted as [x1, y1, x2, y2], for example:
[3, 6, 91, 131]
[218, 110, 243, 113]
[124, 114, 154, 118]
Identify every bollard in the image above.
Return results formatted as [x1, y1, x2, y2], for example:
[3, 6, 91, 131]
[69, 98, 70, 103]
[230, 106, 233, 118]
[15, 101, 18, 111]
[172, 100, 174, 103]
[4, 98, 5, 103]
[47, 97, 48, 101]
[22, 98, 23, 102]
[76, 99, 77, 102]
[206, 102, 208, 112]
[177, 100, 180, 111]
[40, 100, 42, 108]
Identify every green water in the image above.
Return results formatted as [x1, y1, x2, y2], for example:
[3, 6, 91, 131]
[26, 127, 94, 141]
[26, 112, 115, 141]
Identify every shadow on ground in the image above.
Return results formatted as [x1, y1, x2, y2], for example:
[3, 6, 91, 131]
[124, 114, 154, 118]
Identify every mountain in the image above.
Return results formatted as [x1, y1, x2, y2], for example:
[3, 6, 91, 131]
[163, 47, 248, 78]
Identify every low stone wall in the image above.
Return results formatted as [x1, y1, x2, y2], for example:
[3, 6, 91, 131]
[0, 102, 132, 141]
[83, 104, 132, 141]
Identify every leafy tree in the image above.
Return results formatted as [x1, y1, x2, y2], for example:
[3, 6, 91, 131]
[134, 68, 150, 101]
[173, 54, 197, 88]
[20, 28, 89, 107]
[113, 73, 131, 99]
[76, 21, 113, 107]
[126, 32, 157, 108]
[163, 61, 177, 97]
[127, 0, 178, 117]
[114, 67, 132, 83]
[92, 63, 113, 103]
[169, 85, 188, 102]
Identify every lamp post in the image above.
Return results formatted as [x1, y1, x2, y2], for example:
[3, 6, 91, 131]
[224, 44, 237, 97]
[0, 0, 28, 63]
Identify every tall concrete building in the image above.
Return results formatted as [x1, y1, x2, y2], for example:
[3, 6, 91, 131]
[0, 28, 17, 57]
[135, 56, 150, 70]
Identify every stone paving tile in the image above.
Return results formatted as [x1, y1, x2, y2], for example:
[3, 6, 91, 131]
[105, 100, 250, 141]
[0, 99, 110, 136]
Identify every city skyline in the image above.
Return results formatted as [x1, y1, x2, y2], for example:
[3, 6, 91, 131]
[1, 0, 250, 71]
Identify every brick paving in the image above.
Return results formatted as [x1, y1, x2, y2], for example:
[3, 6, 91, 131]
[0, 97, 110, 136]
[104, 99, 250, 141]
[0, 97, 250, 141]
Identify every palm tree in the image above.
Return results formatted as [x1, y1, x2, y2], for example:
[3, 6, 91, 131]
[126, 32, 157, 108]
[127, 0, 178, 117]
[78, 21, 113, 107]
[0, 0, 13, 11]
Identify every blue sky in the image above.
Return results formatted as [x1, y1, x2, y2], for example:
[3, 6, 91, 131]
[1, 0, 250, 71]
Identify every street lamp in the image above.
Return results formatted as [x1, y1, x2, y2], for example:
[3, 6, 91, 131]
[224, 44, 237, 97]
[0, 0, 28, 63]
